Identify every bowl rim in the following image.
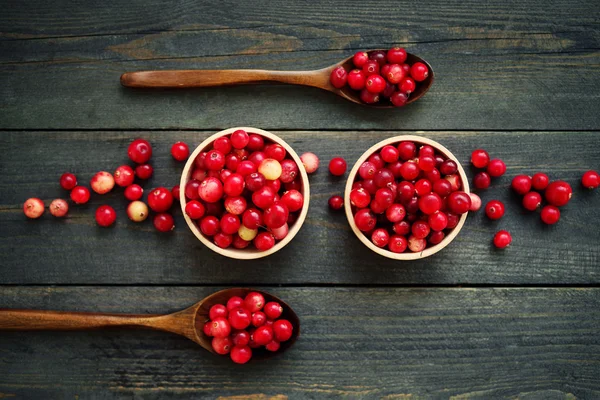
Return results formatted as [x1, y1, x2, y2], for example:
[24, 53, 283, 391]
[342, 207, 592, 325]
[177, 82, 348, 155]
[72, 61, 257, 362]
[180, 127, 310, 260]
[344, 135, 469, 260]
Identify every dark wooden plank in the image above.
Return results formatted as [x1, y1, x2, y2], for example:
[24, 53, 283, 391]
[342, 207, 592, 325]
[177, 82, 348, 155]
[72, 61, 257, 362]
[1, 130, 599, 285]
[0, 286, 598, 399]
[1, 0, 599, 130]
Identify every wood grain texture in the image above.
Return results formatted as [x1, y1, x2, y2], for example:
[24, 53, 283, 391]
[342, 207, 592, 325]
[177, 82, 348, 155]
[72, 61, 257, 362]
[0, 286, 598, 399]
[1, 0, 599, 130]
[0, 130, 599, 285]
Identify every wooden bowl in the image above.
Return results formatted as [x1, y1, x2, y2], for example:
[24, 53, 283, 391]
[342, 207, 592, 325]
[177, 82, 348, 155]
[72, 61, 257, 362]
[180, 127, 310, 259]
[344, 135, 470, 260]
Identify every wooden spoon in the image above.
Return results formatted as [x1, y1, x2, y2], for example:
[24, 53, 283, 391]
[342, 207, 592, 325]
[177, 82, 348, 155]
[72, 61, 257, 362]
[120, 52, 434, 108]
[0, 288, 299, 360]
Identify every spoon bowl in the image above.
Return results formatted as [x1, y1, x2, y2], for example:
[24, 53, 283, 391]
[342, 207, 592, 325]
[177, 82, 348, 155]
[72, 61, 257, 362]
[0, 288, 299, 362]
[121, 50, 434, 108]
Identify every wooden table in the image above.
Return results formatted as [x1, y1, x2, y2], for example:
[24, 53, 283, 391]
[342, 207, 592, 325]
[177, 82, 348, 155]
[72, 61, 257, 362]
[1, 1, 599, 398]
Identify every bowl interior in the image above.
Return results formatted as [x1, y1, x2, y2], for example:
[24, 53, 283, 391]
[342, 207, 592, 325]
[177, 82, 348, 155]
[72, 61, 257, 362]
[344, 135, 469, 260]
[180, 127, 310, 260]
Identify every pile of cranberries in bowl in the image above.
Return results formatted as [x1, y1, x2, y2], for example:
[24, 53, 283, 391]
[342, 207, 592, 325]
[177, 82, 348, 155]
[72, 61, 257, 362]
[345, 138, 470, 256]
[202, 291, 295, 364]
[329, 47, 430, 107]
[181, 129, 307, 254]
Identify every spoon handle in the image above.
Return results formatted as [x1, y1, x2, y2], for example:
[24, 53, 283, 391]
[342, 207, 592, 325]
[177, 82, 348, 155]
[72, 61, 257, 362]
[0, 309, 161, 331]
[120, 69, 328, 89]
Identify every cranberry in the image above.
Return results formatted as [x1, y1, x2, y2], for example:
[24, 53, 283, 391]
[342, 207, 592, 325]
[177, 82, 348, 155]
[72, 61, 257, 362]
[70, 186, 90, 204]
[418, 193, 442, 215]
[385, 203, 405, 223]
[272, 319, 293, 342]
[247, 134, 264, 151]
[387, 234, 407, 253]
[369, 228, 388, 247]
[214, 136, 232, 154]
[349, 188, 370, 208]
[199, 177, 224, 203]
[230, 129, 249, 149]
[210, 317, 231, 338]
[329, 157, 347, 176]
[147, 187, 173, 212]
[417, 177, 436, 194]
[541, 205, 560, 224]
[225, 153, 241, 171]
[205, 150, 225, 171]
[392, 221, 410, 236]
[473, 172, 491, 190]
[183, 200, 203, 220]
[387, 64, 406, 84]
[429, 211, 448, 231]
[494, 230, 512, 249]
[484, 200, 505, 220]
[390, 92, 408, 107]
[231, 330, 250, 347]
[264, 144, 285, 161]
[242, 172, 264, 192]
[264, 302, 283, 320]
[195, 152, 207, 169]
[360, 89, 380, 104]
[400, 161, 420, 180]
[325, 195, 342, 211]
[243, 292, 265, 313]
[264, 340, 280, 352]
[446, 212, 459, 229]
[353, 51, 369, 67]
[357, 161, 375, 180]
[59, 173, 77, 190]
[226, 297, 244, 312]
[347, 69, 366, 90]
[258, 159, 282, 181]
[387, 47, 407, 64]
[112, 165, 133, 188]
[153, 213, 174, 232]
[221, 173, 244, 197]
[264, 202, 289, 229]
[468, 193, 482, 211]
[433, 179, 452, 197]
[375, 187, 394, 207]
[214, 232, 233, 248]
[419, 146, 434, 158]
[171, 185, 180, 201]
[398, 141, 417, 160]
[370, 153, 387, 169]
[447, 191, 471, 214]
[251, 185, 274, 209]
[545, 180, 572, 206]
[124, 184, 143, 201]
[354, 209, 376, 231]
[23, 198, 45, 219]
[212, 336, 232, 355]
[417, 156, 435, 172]
[487, 159, 506, 178]
[532, 173, 549, 190]
[399, 77, 416, 94]
[203, 321, 213, 337]
[405, 197, 419, 214]
[270, 223, 288, 240]
[279, 159, 299, 183]
[522, 192, 542, 211]
[410, 62, 429, 81]
[254, 232, 275, 251]
[408, 235, 427, 252]
[282, 190, 304, 212]
[439, 160, 458, 176]
[48, 198, 68, 218]
[95, 205, 116, 227]
[242, 208, 263, 230]
[208, 304, 228, 320]
[237, 160, 257, 176]
[233, 148, 249, 161]
[237, 225, 257, 242]
[493, 230, 512, 249]
[471, 149, 490, 169]
[582, 170, 600, 189]
[330, 66, 348, 88]
[362, 179, 378, 194]
[397, 181, 415, 203]
[230, 345, 252, 364]
[184, 179, 201, 200]
[128, 138, 152, 164]
[135, 164, 153, 180]
[300, 152, 319, 174]
[429, 231, 445, 245]
[445, 174, 462, 191]
[410, 220, 429, 239]
[511, 175, 532, 195]
[251, 311, 267, 328]
[171, 141, 189, 161]
[127, 201, 149, 222]
[224, 196, 247, 215]
[200, 215, 220, 236]
[218, 213, 239, 235]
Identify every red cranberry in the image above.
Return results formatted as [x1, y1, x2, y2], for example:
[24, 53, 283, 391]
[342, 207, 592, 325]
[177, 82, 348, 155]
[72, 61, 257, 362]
[230, 129, 249, 149]
[374, 168, 394, 188]
[354, 209, 376, 231]
[210, 317, 231, 338]
[211, 336, 232, 355]
[237, 160, 257, 176]
[222, 173, 244, 197]
[329, 157, 347, 176]
[353, 51, 369, 67]
[229, 307, 252, 330]
[522, 192, 542, 211]
[447, 191, 471, 214]
[95, 205, 116, 227]
[199, 177, 224, 203]
[233, 148, 249, 161]
[153, 213, 174, 232]
[411, 220, 430, 239]
[485, 200, 505, 220]
[429, 211, 448, 231]
[369, 154, 386, 170]
[251, 311, 267, 327]
[280, 159, 299, 183]
[415, 179, 433, 196]
[23, 198, 45, 219]
[251, 325, 273, 346]
[471, 149, 490, 169]
[405, 197, 419, 214]
[408, 235, 426, 252]
[545, 181, 572, 206]
[195, 152, 207, 169]
[392, 221, 410, 236]
[214, 136, 232, 154]
[358, 161, 377, 180]
[247, 134, 264, 151]
[379, 146, 399, 164]
[397, 181, 415, 203]
[330, 66, 348, 88]
[230, 345, 252, 364]
[429, 231, 445, 245]
[400, 161, 420, 181]
[399, 77, 416, 94]
[128, 138, 152, 164]
[184, 179, 201, 200]
[362, 179, 378, 195]
[59, 173, 77, 190]
[226, 296, 244, 311]
[114, 165, 134, 187]
[282, 190, 304, 212]
[225, 153, 242, 171]
[231, 331, 250, 348]
[387, 47, 407, 64]
[148, 187, 173, 212]
[205, 150, 226, 171]
[419, 145, 434, 158]
[285, 179, 302, 192]
[418, 193, 442, 215]
[386, 203, 406, 223]
[70, 186, 90, 204]
[328, 195, 344, 211]
[243, 292, 265, 313]
[541, 205, 560, 224]
[493, 230, 512, 249]
[371, 228, 390, 247]
[264, 144, 286, 162]
[252, 186, 276, 209]
[272, 320, 293, 342]
[90, 171, 115, 195]
[244, 172, 265, 192]
[417, 156, 435, 172]
[390, 92, 408, 107]
[582, 170, 600, 189]
[350, 188, 371, 208]
[254, 232, 275, 251]
[49, 199, 68, 217]
[374, 188, 394, 208]
[532, 173, 549, 190]
[368, 50, 386, 65]
[242, 208, 263, 230]
[214, 232, 233, 248]
[264, 302, 283, 320]
[439, 160, 458, 176]
[220, 213, 241, 235]
[208, 304, 228, 320]
[410, 62, 429, 81]
[382, 82, 396, 98]
[433, 179, 452, 197]
[360, 89, 380, 104]
[185, 200, 205, 219]
[446, 212, 459, 229]
[225, 196, 247, 215]
[200, 216, 220, 236]
[388, 235, 408, 253]
[386, 64, 405, 84]
[122, 184, 142, 201]
[135, 164, 153, 180]
[397, 141, 417, 160]
[445, 174, 462, 191]
[203, 321, 212, 337]
[347, 69, 367, 90]
[171, 141, 189, 161]
[473, 172, 491, 190]
[511, 175, 532, 195]
[193, 168, 208, 182]
[487, 159, 506, 178]
[264, 202, 289, 229]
